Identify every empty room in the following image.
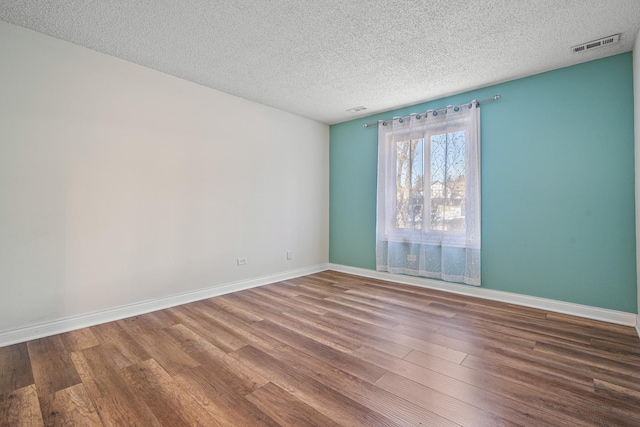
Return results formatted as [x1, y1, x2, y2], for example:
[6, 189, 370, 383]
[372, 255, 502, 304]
[1, 1, 640, 426]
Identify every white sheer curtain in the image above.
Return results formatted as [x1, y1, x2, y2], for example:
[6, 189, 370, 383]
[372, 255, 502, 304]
[376, 102, 481, 286]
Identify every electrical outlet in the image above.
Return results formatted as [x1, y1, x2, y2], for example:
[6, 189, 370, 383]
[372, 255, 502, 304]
[286, 251, 293, 260]
[237, 257, 247, 266]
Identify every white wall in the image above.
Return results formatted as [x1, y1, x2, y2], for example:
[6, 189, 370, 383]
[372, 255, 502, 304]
[0, 22, 329, 335]
[635, 29, 640, 337]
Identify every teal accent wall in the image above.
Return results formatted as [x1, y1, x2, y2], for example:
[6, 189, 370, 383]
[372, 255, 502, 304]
[330, 53, 637, 313]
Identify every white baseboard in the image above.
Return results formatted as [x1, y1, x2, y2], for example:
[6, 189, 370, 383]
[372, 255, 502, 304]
[329, 263, 638, 328]
[0, 264, 329, 348]
[4, 262, 636, 347]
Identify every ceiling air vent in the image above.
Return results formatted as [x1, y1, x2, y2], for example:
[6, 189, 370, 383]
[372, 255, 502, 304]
[572, 34, 620, 53]
[346, 106, 367, 113]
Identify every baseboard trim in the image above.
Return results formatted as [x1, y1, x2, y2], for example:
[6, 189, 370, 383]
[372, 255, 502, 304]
[0, 263, 329, 348]
[636, 316, 640, 338]
[328, 263, 638, 327]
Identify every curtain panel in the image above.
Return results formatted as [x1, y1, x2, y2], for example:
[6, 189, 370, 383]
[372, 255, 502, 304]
[376, 102, 481, 286]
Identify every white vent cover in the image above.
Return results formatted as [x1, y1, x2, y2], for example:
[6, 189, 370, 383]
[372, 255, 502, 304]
[572, 34, 620, 53]
[346, 106, 367, 113]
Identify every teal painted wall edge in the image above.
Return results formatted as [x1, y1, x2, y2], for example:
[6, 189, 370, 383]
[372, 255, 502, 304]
[329, 53, 637, 313]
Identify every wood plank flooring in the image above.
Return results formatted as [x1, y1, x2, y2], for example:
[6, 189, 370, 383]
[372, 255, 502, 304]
[2, 270, 640, 426]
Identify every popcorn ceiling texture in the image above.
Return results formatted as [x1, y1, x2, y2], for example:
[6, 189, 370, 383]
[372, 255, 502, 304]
[0, 0, 638, 124]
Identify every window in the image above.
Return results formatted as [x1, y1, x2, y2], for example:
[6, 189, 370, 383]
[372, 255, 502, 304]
[394, 130, 467, 234]
[376, 103, 481, 286]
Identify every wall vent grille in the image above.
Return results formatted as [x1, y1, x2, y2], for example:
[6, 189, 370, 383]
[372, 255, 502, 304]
[572, 34, 620, 53]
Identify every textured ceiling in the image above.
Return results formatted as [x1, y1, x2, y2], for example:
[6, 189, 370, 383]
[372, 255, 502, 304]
[1, 1, 639, 124]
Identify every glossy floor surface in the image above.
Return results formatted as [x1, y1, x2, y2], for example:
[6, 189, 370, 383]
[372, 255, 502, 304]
[2, 271, 640, 426]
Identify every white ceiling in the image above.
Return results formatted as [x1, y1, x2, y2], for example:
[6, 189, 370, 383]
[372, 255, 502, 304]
[1, 1, 639, 124]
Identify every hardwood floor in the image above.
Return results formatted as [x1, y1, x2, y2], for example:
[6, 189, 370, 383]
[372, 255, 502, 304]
[2, 270, 640, 426]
